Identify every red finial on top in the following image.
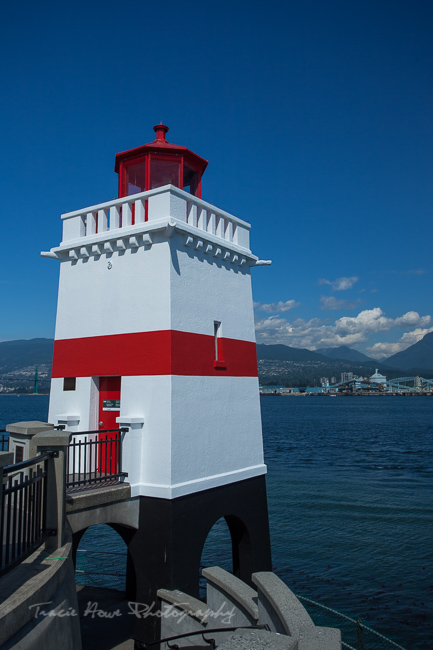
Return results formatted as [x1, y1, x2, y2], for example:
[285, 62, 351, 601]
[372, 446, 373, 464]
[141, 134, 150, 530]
[153, 123, 169, 143]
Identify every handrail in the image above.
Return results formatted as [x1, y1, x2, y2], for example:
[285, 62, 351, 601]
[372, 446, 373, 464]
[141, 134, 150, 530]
[68, 428, 129, 436]
[1, 453, 51, 573]
[133, 624, 271, 649]
[3, 451, 55, 474]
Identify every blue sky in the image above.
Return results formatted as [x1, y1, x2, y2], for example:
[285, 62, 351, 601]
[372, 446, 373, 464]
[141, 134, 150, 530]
[1, 0, 432, 359]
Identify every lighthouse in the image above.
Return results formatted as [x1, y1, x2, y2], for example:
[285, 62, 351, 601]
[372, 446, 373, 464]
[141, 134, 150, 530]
[43, 125, 272, 641]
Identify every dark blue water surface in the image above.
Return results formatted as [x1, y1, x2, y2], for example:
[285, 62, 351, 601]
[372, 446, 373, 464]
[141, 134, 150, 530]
[1, 394, 432, 648]
[261, 396, 432, 649]
[0, 395, 49, 430]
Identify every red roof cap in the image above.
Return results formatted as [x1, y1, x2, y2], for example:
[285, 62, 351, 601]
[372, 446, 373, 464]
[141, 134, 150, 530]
[115, 124, 208, 174]
[153, 123, 169, 142]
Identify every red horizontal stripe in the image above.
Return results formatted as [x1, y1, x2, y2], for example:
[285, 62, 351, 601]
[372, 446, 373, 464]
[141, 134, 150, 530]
[52, 331, 258, 379]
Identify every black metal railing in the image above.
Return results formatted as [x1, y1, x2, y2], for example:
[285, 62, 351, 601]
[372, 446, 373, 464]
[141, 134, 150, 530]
[1, 452, 53, 573]
[0, 431, 9, 452]
[134, 625, 271, 649]
[66, 429, 128, 491]
[296, 594, 407, 650]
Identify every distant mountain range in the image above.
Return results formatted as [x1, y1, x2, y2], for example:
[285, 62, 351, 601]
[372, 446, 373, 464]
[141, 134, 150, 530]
[256, 334, 433, 385]
[0, 338, 54, 374]
[256, 344, 326, 363]
[316, 345, 375, 363]
[382, 331, 433, 371]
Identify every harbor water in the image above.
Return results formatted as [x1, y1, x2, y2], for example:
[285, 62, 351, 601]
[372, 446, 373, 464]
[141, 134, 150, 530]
[1, 394, 431, 648]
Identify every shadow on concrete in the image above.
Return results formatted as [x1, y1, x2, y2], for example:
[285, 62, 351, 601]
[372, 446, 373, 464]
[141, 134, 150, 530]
[77, 585, 134, 650]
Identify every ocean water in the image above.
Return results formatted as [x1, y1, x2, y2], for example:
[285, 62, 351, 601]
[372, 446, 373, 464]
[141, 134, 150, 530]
[261, 396, 433, 649]
[1, 394, 432, 648]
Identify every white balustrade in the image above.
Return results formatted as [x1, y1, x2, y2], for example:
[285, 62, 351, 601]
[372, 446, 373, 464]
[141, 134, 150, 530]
[60, 186, 250, 250]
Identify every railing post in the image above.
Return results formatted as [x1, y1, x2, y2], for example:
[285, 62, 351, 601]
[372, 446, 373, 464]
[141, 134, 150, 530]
[6, 421, 55, 463]
[33, 430, 71, 550]
[0, 451, 14, 542]
[356, 619, 365, 650]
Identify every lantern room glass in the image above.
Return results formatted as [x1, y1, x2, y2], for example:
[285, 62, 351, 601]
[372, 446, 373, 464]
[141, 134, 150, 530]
[150, 158, 180, 190]
[183, 163, 200, 196]
[126, 161, 146, 195]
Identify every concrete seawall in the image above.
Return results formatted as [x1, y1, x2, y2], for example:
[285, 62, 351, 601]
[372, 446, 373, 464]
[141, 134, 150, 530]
[0, 525, 81, 650]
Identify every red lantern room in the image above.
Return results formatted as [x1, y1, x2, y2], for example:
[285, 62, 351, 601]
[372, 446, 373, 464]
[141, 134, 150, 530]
[114, 123, 208, 199]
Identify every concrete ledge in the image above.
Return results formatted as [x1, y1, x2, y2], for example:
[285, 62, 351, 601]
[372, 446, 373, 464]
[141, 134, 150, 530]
[252, 573, 341, 649]
[0, 526, 81, 649]
[66, 483, 132, 511]
[158, 589, 208, 648]
[6, 422, 54, 436]
[32, 429, 72, 448]
[157, 589, 209, 625]
[298, 626, 341, 650]
[66, 490, 139, 534]
[218, 629, 297, 650]
[203, 566, 259, 623]
[155, 569, 341, 650]
[252, 572, 314, 637]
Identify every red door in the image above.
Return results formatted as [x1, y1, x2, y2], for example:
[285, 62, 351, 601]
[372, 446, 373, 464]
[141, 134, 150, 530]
[98, 376, 121, 473]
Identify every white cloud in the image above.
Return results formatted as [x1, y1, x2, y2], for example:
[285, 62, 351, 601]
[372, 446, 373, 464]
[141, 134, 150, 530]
[387, 269, 426, 276]
[367, 327, 433, 359]
[318, 276, 358, 291]
[255, 307, 432, 352]
[320, 296, 361, 310]
[393, 311, 431, 328]
[254, 300, 300, 314]
[335, 308, 393, 334]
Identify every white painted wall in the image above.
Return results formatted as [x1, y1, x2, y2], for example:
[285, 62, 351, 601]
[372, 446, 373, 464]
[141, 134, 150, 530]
[169, 234, 256, 341]
[169, 375, 265, 493]
[48, 377, 98, 431]
[117, 375, 264, 499]
[118, 375, 172, 494]
[54, 232, 255, 342]
[54, 236, 172, 341]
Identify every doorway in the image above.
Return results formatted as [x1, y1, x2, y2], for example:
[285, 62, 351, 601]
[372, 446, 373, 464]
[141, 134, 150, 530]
[98, 376, 121, 473]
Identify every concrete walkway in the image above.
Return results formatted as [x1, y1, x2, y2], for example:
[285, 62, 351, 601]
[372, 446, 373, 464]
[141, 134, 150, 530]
[76, 586, 134, 650]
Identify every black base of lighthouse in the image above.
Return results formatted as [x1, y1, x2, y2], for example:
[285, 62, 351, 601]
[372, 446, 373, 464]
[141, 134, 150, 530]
[128, 474, 272, 647]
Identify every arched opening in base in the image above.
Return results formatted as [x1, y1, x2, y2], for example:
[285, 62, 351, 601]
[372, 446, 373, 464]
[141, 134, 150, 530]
[75, 523, 128, 592]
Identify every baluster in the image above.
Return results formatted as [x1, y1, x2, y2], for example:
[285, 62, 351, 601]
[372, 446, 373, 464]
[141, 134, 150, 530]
[135, 198, 145, 224]
[5, 478, 12, 564]
[187, 202, 197, 227]
[22, 476, 28, 552]
[207, 211, 216, 235]
[225, 220, 233, 242]
[86, 211, 97, 236]
[197, 206, 206, 231]
[122, 202, 132, 227]
[232, 222, 237, 243]
[98, 208, 108, 233]
[110, 204, 121, 230]
[215, 214, 224, 239]
[78, 439, 82, 486]
[12, 479, 18, 560]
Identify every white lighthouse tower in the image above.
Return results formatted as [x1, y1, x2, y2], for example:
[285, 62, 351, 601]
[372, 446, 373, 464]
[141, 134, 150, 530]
[43, 124, 272, 640]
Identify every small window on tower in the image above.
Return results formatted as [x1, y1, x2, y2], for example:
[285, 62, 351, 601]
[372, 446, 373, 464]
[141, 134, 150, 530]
[213, 321, 226, 369]
[63, 377, 76, 391]
[214, 321, 220, 361]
